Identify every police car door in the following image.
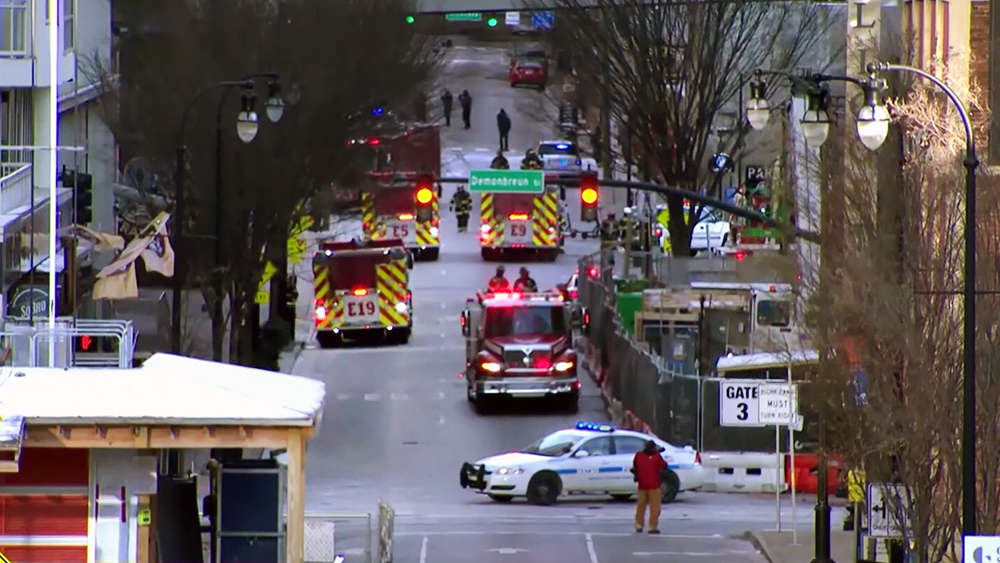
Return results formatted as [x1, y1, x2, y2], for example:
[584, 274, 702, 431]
[609, 435, 649, 492]
[563, 436, 615, 492]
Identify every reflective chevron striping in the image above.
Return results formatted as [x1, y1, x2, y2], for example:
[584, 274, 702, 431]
[376, 262, 409, 326]
[362, 193, 377, 240]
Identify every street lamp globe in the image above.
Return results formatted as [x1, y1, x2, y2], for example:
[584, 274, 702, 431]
[745, 98, 770, 131]
[265, 96, 285, 123]
[856, 103, 890, 151]
[800, 108, 831, 147]
[236, 110, 260, 143]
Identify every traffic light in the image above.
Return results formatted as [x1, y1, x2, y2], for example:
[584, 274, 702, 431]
[580, 173, 599, 222]
[415, 174, 435, 221]
[61, 167, 94, 224]
[405, 15, 415, 23]
[487, 17, 498, 27]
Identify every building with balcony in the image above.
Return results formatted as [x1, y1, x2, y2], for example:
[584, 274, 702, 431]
[0, 0, 116, 319]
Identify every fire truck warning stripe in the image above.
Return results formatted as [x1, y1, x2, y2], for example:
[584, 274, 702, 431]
[379, 265, 408, 297]
[314, 266, 330, 301]
[376, 263, 409, 326]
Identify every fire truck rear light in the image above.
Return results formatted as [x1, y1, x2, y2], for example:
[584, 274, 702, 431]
[353, 288, 368, 296]
[555, 361, 574, 371]
[735, 251, 746, 261]
[574, 380, 582, 390]
[480, 224, 491, 233]
[430, 226, 439, 236]
[508, 213, 529, 220]
[314, 307, 327, 321]
[398, 213, 414, 220]
[535, 358, 551, 369]
[492, 293, 509, 299]
[407, 290, 412, 301]
[481, 362, 502, 373]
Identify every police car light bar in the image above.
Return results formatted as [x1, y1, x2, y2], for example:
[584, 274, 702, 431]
[576, 422, 615, 432]
[478, 291, 564, 303]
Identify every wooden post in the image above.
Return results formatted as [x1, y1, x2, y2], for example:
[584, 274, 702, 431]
[285, 429, 306, 563]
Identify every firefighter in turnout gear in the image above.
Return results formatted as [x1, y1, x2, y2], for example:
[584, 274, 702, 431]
[521, 149, 543, 170]
[450, 185, 473, 232]
[490, 150, 509, 170]
[488, 266, 511, 292]
[513, 267, 538, 292]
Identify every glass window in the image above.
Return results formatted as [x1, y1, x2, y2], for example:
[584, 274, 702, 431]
[327, 255, 378, 290]
[614, 436, 648, 455]
[576, 436, 613, 456]
[538, 143, 578, 156]
[63, 0, 75, 51]
[756, 299, 791, 327]
[0, 0, 29, 54]
[484, 305, 567, 337]
[522, 430, 585, 456]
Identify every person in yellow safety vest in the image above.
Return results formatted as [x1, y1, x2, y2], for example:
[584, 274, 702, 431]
[655, 208, 672, 255]
[843, 468, 866, 531]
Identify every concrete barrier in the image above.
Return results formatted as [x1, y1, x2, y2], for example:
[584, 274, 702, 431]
[700, 452, 787, 494]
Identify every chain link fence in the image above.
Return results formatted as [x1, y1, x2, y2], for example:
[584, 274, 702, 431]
[577, 250, 818, 454]
[303, 513, 372, 563]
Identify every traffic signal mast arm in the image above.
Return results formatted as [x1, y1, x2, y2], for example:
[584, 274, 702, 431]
[438, 175, 820, 244]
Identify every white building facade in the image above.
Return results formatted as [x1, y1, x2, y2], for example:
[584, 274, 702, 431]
[0, 0, 116, 316]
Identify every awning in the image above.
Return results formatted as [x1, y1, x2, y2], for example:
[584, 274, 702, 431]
[0, 415, 25, 472]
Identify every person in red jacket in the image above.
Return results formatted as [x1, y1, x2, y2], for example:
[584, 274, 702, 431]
[632, 439, 668, 534]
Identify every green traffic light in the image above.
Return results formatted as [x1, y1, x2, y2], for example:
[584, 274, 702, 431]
[487, 17, 497, 27]
[406, 15, 415, 23]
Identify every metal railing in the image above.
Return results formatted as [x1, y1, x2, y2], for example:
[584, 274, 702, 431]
[0, 0, 29, 57]
[0, 162, 31, 213]
[304, 513, 372, 563]
[0, 318, 136, 367]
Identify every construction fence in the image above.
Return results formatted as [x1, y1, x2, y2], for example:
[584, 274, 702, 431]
[303, 501, 393, 563]
[577, 252, 818, 454]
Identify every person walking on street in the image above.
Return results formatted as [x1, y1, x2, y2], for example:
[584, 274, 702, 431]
[497, 109, 512, 151]
[450, 186, 473, 232]
[490, 150, 509, 169]
[458, 90, 473, 129]
[632, 440, 667, 534]
[441, 90, 454, 126]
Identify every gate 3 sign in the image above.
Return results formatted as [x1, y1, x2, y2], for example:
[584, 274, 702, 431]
[719, 380, 799, 427]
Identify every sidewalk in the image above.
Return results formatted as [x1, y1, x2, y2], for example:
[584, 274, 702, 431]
[747, 529, 855, 563]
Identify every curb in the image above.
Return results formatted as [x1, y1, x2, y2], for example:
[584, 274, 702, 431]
[744, 531, 778, 563]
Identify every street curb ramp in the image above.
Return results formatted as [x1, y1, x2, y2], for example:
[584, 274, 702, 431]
[744, 531, 779, 563]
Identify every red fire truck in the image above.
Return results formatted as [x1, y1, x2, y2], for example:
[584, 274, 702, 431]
[460, 291, 589, 413]
[361, 125, 442, 261]
[479, 188, 562, 262]
[312, 238, 414, 348]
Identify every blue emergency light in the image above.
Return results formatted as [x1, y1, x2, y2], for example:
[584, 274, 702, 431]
[576, 422, 615, 432]
[371, 106, 385, 116]
[556, 143, 570, 149]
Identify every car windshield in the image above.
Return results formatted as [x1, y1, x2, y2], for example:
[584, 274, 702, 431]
[484, 305, 567, 337]
[522, 430, 585, 456]
[539, 143, 578, 157]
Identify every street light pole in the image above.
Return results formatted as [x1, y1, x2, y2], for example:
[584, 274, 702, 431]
[171, 80, 259, 355]
[867, 61, 979, 535]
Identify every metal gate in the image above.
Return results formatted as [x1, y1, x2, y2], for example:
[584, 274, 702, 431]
[0, 317, 135, 367]
[303, 513, 372, 563]
[214, 460, 285, 563]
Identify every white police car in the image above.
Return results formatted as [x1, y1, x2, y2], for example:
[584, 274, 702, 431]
[459, 422, 706, 505]
[538, 141, 582, 173]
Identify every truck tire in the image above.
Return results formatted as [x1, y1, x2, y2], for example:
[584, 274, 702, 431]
[317, 332, 340, 349]
[423, 248, 440, 261]
[526, 472, 561, 505]
[473, 394, 494, 414]
[560, 393, 579, 414]
[392, 327, 411, 345]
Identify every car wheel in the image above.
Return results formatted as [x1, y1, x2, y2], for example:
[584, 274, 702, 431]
[526, 472, 561, 506]
[661, 469, 680, 503]
[488, 494, 514, 503]
[610, 494, 633, 501]
[511, 82, 517, 88]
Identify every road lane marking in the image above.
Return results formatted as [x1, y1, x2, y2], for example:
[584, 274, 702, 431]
[394, 531, 721, 538]
[438, 391, 446, 400]
[488, 548, 528, 554]
[634, 552, 755, 557]
[586, 533, 599, 563]
[317, 345, 465, 354]
[419, 536, 428, 563]
[337, 394, 352, 401]
[364, 393, 381, 401]
[391, 393, 409, 401]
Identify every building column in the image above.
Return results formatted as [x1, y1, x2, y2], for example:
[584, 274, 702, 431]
[31, 87, 56, 189]
[285, 429, 306, 563]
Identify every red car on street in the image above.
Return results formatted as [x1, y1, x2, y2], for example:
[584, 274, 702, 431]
[510, 60, 547, 90]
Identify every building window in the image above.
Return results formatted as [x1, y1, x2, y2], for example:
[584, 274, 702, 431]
[63, 0, 74, 51]
[0, 0, 29, 56]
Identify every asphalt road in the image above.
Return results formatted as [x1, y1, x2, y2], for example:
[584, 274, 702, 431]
[285, 38, 800, 563]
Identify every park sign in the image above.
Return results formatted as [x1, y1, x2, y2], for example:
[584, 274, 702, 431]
[469, 169, 545, 194]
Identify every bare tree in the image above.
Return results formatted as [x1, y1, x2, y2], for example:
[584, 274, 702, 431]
[96, 0, 439, 365]
[539, 0, 836, 254]
[810, 54, 1000, 562]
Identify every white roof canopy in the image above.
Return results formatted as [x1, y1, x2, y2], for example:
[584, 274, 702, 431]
[0, 353, 326, 426]
[716, 349, 820, 371]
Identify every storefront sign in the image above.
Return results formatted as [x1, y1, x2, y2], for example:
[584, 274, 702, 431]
[8, 286, 48, 319]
